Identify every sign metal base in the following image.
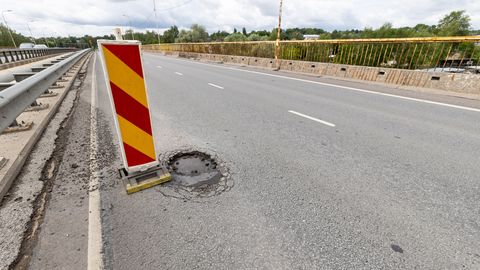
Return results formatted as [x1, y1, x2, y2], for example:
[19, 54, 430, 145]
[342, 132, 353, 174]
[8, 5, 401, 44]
[119, 165, 171, 195]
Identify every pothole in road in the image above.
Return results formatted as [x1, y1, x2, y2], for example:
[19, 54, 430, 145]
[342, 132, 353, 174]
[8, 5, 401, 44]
[157, 150, 233, 200]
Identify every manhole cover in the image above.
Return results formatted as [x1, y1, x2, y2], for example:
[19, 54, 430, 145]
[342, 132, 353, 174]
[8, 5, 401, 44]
[158, 149, 234, 200]
[168, 151, 222, 188]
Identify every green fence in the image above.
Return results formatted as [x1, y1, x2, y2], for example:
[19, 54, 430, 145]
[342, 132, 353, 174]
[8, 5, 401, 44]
[144, 36, 480, 71]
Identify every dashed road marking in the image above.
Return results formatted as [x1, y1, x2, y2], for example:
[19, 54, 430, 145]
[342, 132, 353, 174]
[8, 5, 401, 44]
[175, 72, 183, 76]
[288, 110, 336, 127]
[208, 83, 224, 89]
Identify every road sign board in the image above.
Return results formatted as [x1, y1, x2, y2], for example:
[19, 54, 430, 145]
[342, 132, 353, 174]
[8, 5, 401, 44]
[97, 40, 158, 173]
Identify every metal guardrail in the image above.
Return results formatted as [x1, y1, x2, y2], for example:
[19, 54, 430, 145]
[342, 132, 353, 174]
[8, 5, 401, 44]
[0, 49, 90, 133]
[0, 48, 77, 65]
[144, 36, 480, 71]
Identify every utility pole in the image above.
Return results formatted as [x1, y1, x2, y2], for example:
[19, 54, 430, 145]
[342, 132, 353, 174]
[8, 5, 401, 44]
[153, 0, 161, 44]
[26, 21, 36, 44]
[2, 10, 16, 47]
[42, 30, 49, 46]
[123, 14, 135, 40]
[274, 0, 283, 69]
[51, 32, 58, 47]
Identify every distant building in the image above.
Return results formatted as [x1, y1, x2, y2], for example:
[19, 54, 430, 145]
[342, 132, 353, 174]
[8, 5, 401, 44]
[303, 34, 319, 40]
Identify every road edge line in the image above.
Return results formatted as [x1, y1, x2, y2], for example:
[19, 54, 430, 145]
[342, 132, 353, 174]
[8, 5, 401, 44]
[87, 53, 104, 270]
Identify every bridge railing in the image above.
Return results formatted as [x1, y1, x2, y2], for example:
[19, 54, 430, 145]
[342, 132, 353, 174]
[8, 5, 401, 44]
[144, 36, 480, 71]
[0, 48, 77, 66]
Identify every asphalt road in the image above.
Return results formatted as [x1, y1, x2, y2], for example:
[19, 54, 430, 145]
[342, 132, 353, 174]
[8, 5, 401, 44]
[90, 53, 480, 269]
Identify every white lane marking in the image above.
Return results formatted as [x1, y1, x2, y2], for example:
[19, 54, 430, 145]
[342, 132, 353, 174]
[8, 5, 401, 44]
[175, 72, 183, 76]
[147, 53, 480, 113]
[288, 110, 336, 127]
[208, 83, 224, 89]
[88, 54, 104, 270]
[156, 65, 162, 69]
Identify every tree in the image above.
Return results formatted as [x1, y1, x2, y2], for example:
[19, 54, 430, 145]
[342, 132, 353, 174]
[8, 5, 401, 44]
[210, 31, 230, 41]
[247, 33, 268, 41]
[269, 28, 287, 41]
[176, 30, 192, 43]
[224, 33, 247, 42]
[250, 30, 270, 37]
[242, 27, 247, 36]
[190, 24, 209, 42]
[319, 33, 332, 40]
[413, 24, 435, 37]
[0, 23, 31, 47]
[175, 24, 208, 43]
[285, 29, 304, 40]
[437, 10, 471, 36]
[162, 26, 179, 43]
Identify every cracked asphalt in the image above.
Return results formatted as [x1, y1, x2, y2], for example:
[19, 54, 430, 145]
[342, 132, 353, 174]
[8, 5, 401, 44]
[98, 54, 480, 269]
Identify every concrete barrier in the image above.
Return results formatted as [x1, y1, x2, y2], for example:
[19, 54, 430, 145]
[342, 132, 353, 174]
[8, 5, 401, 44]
[142, 50, 480, 95]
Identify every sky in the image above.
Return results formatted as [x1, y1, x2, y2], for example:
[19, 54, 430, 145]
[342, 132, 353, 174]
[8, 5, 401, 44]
[1, 0, 479, 37]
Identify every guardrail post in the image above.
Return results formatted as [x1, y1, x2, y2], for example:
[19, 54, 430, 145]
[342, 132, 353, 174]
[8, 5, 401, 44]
[0, 156, 7, 170]
[2, 51, 8, 63]
[2, 118, 34, 133]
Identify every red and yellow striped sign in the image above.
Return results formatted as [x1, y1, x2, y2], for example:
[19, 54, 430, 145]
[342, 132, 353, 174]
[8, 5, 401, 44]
[98, 41, 157, 171]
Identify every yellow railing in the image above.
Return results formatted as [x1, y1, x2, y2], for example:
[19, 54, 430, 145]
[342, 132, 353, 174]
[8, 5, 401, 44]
[143, 36, 480, 70]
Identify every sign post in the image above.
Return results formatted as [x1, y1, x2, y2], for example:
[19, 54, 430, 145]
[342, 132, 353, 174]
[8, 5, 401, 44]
[97, 40, 171, 194]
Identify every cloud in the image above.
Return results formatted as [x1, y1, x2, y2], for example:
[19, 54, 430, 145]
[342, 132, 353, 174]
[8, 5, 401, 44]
[1, 0, 479, 37]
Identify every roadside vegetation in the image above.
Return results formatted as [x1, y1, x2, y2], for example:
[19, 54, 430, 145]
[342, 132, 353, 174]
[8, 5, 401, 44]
[149, 10, 476, 43]
[0, 10, 477, 49]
